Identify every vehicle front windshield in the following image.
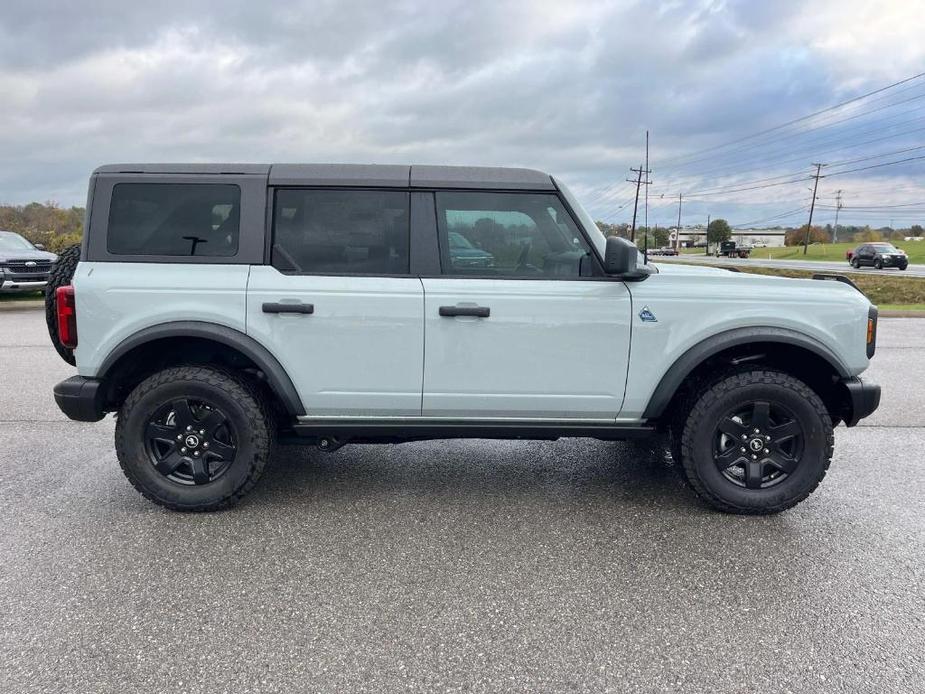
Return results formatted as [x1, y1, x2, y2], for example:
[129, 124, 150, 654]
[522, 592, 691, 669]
[872, 243, 900, 253]
[555, 179, 646, 266]
[0, 233, 35, 251]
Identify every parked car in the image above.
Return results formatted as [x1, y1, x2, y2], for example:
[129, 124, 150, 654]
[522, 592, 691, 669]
[0, 230, 58, 293]
[447, 231, 494, 268]
[651, 247, 678, 256]
[849, 243, 908, 270]
[50, 163, 880, 515]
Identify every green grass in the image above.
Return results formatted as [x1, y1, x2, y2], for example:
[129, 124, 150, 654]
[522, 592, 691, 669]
[682, 241, 925, 263]
[878, 304, 925, 312]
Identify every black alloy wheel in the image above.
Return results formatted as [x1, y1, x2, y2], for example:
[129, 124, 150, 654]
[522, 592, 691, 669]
[144, 398, 238, 485]
[712, 400, 803, 490]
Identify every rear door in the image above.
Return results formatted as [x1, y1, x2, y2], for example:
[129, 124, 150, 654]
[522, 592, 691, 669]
[247, 188, 424, 416]
[420, 190, 632, 419]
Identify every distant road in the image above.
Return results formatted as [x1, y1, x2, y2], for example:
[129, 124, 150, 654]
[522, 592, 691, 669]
[656, 253, 925, 278]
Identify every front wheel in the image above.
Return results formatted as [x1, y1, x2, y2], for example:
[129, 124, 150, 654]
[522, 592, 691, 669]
[115, 366, 273, 511]
[874, 259, 883, 270]
[677, 369, 833, 514]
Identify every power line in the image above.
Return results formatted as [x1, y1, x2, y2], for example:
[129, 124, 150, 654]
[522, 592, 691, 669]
[659, 91, 925, 174]
[825, 154, 925, 178]
[654, 113, 925, 188]
[654, 71, 925, 168]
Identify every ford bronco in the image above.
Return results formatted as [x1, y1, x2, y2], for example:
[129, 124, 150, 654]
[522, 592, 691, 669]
[49, 164, 880, 513]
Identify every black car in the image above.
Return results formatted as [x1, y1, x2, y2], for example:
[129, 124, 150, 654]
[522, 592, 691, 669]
[0, 230, 58, 293]
[849, 242, 908, 270]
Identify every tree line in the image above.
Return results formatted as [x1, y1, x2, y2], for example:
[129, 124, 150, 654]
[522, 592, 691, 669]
[0, 202, 84, 253]
[595, 218, 924, 249]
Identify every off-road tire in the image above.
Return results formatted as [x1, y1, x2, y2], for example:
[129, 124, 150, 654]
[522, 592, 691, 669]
[115, 366, 273, 511]
[679, 369, 834, 515]
[44, 244, 82, 365]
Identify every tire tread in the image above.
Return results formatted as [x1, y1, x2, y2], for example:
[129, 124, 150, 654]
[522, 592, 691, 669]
[679, 368, 834, 515]
[115, 366, 273, 511]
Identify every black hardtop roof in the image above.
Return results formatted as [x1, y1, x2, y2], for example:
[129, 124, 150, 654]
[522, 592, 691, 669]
[93, 163, 556, 190]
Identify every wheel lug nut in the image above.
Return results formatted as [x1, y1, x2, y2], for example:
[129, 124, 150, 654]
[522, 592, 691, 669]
[765, 435, 771, 441]
[203, 442, 209, 448]
[741, 434, 747, 440]
[764, 448, 769, 454]
[753, 428, 760, 434]
[186, 425, 192, 431]
[751, 454, 757, 460]
[177, 435, 182, 440]
[199, 430, 205, 435]
[193, 451, 200, 457]
[180, 447, 186, 453]
[740, 447, 746, 453]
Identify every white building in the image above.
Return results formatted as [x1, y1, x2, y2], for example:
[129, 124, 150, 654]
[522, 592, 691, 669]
[671, 227, 788, 248]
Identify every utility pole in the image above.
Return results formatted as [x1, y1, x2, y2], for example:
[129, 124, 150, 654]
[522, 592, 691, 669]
[833, 190, 843, 243]
[643, 130, 650, 262]
[627, 164, 644, 242]
[705, 214, 710, 255]
[803, 163, 825, 255]
[675, 193, 683, 250]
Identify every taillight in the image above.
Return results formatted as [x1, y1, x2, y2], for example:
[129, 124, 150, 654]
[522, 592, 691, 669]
[56, 285, 77, 349]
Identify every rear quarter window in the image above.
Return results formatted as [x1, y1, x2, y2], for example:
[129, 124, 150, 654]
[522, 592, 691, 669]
[107, 183, 241, 257]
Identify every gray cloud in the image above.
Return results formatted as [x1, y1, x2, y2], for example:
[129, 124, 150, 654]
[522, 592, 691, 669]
[0, 0, 923, 227]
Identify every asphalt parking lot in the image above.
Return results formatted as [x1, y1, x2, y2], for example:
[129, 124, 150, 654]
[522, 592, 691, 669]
[1, 307, 923, 693]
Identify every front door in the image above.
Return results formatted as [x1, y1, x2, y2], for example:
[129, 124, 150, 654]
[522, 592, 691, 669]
[247, 188, 424, 416]
[421, 191, 632, 419]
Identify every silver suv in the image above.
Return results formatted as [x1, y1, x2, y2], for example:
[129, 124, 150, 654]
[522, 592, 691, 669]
[50, 163, 880, 514]
[0, 230, 57, 293]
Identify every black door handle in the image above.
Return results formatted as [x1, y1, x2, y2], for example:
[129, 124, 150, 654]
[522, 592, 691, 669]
[439, 305, 490, 318]
[262, 302, 314, 314]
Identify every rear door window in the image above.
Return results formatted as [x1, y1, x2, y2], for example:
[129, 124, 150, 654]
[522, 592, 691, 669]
[107, 183, 240, 256]
[272, 189, 410, 275]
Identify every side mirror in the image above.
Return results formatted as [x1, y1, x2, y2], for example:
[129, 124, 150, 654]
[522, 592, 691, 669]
[34, 243, 46, 251]
[603, 236, 638, 275]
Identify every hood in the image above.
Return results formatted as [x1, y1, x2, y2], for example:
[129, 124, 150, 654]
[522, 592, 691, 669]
[0, 248, 58, 263]
[650, 260, 870, 304]
[650, 261, 730, 277]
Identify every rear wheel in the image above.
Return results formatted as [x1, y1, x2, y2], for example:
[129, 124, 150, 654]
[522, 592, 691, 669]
[678, 369, 833, 514]
[851, 257, 861, 269]
[115, 366, 273, 511]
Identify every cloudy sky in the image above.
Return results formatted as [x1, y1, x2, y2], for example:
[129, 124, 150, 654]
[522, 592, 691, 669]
[2, 0, 924, 228]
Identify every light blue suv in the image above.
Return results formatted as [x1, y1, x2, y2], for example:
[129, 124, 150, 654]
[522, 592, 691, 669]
[50, 164, 880, 514]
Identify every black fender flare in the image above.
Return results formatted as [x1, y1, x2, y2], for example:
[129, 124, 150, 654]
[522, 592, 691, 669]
[642, 326, 851, 419]
[98, 321, 305, 416]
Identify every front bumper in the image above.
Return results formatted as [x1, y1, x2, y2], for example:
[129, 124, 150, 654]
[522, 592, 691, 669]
[880, 255, 908, 267]
[0, 279, 47, 292]
[53, 376, 107, 422]
[839, 377, 881, 427]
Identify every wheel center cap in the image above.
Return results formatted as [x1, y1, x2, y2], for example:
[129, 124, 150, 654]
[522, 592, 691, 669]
[749, 438, 764, 452]
[184, 434, 201, 449]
